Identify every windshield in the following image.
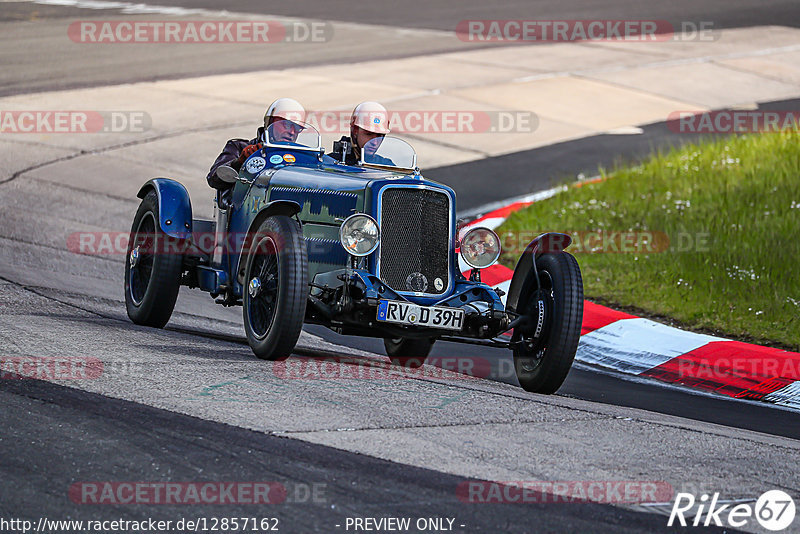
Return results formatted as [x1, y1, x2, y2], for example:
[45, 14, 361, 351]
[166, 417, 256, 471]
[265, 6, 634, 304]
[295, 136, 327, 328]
[261, 120, 321, 151]
[360, 136, 417, 170]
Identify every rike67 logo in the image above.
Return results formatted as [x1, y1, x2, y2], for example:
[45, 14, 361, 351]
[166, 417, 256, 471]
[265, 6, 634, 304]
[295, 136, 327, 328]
[669, 490, 796, 531]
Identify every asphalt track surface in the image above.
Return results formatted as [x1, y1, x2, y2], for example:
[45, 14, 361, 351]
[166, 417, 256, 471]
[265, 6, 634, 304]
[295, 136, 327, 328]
[13, 0, 800, 32]
[2, 2, 800, 533]
[3, 0, 800, 95]
[1, 378, 729, 533]
[0, 1, 475, 96]
[181, 0, 800, 31]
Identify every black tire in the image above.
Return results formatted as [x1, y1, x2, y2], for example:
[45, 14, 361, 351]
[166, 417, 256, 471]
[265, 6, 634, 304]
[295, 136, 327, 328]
[513, 251, 583, 394]
[384, 337, 434, 368]
[124, 191, 184, 328]
[243, 215, 308, 360]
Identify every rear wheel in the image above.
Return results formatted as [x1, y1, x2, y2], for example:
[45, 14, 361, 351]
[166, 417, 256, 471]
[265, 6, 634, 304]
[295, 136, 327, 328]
[384, 337, 434, 368]
[124, 191, 184, 328]
[513, 251, 583, 393]
[243, 215, 308, 360]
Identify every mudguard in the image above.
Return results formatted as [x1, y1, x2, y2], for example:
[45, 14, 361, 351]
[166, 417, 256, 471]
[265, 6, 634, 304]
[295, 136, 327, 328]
[235, 200, 303, 283]
[505, 232, 572, 313]
[137, 178, 192, 239]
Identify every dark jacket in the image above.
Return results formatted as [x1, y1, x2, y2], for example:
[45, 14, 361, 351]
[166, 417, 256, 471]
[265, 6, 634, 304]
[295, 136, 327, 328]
[206, 128, 263, 190]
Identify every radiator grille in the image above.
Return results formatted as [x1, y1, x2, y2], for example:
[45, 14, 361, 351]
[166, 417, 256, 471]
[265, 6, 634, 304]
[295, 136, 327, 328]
[378, 188, 450, 295]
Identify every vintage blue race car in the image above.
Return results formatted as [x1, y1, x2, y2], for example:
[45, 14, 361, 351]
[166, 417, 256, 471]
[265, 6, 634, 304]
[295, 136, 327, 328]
[124, 121, 584, 393]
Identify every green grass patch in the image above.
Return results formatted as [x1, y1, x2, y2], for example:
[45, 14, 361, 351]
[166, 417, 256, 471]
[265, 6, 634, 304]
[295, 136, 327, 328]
[498, 130, 800, 350]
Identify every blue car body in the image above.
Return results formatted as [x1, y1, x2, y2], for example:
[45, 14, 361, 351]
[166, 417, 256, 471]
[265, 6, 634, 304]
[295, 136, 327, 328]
[136, 142, 516, 340]
[128, 122, 587, 394]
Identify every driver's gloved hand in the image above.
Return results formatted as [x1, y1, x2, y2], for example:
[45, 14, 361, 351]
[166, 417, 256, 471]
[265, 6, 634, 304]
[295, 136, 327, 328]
[234, 143, 263, 168]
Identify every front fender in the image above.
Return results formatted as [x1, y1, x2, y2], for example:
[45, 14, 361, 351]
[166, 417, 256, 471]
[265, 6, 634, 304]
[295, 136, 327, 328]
[505, 232, 572, 314]
[235, 200, 302, 283]
[137, 178, 192, 239]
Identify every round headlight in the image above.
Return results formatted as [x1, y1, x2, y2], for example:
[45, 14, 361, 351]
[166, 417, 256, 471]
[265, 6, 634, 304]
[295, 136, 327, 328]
[339, 214, 380, 257]
[460, 227, 501, 269]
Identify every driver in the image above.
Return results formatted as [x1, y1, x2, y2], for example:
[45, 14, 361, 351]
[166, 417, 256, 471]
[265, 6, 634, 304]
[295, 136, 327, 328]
[329, 101, 391, 165]
[207, 97, 306, 190]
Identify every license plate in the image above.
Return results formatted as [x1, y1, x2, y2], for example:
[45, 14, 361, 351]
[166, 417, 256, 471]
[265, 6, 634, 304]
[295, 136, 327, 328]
[376, 300, 464, 331]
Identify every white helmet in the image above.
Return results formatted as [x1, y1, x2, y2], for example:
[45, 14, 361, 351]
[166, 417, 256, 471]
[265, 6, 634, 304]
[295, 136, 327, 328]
[351, 101, 391, 135]
[264, 98, 306, 127]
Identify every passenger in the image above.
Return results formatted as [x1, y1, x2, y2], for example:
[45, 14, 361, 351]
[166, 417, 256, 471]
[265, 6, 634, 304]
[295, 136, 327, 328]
[329, 101, 391, 165]
[207, 97, 306, 190]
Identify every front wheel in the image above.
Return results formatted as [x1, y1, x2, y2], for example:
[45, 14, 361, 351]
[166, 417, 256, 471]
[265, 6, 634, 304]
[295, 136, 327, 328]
[513, 251, 583, 394]
[384, 337, 434, 368]
[242, 215, 308, 360]
[124, 191, 184, 328]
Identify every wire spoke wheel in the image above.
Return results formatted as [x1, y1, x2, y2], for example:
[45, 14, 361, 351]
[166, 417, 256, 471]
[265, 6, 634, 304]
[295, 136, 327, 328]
[513, 252, 583, 394]
[242, 215, 308, 361]
[128, 212, 156, 305]
[246, 236, 279, 340]
[124, 190, 184, 328]
[516, 271, 554, 374]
